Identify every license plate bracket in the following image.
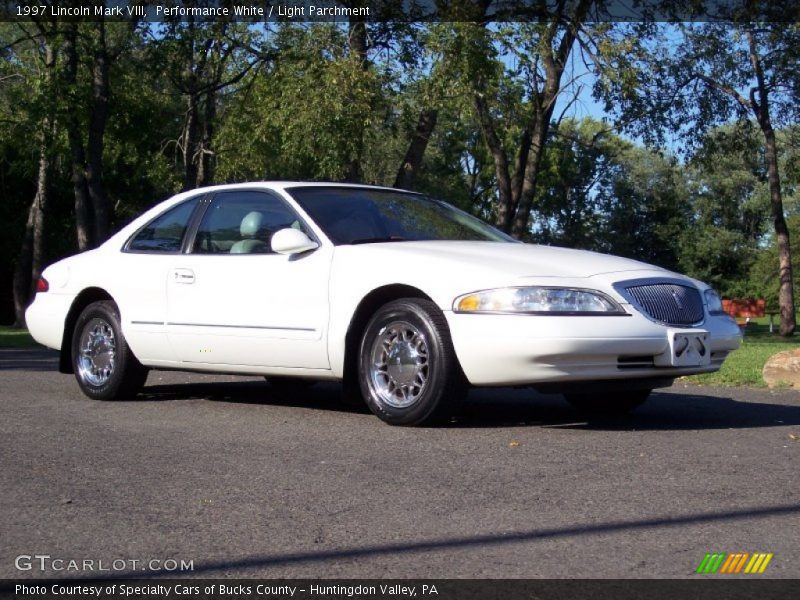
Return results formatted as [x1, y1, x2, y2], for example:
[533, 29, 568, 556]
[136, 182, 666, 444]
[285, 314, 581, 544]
[654, 329, 711, 367]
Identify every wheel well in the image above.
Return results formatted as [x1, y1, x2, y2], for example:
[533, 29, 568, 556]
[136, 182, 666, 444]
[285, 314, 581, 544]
[343, 284, 434, 386]
[59, 287, 114, 374]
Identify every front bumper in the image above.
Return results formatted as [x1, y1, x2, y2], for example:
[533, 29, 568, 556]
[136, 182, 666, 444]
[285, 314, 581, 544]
[444, 308, 742, 386]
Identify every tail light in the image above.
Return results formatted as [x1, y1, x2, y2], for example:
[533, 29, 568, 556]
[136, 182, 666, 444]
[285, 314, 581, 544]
[36, 277, 49, 293]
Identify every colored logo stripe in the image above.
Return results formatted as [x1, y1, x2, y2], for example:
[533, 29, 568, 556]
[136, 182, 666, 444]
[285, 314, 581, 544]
[696, 552, 773, 574]
[744, 553, 773, 574]
[696, 553, 726, 573]
[719, 553, 749, 573]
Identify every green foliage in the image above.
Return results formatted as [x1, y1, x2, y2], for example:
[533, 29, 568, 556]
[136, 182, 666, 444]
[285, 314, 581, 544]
[216, 24, 383, 182]
[1, 18, 798, 332]
[596, 23, 800, 149]
[679, 125, 798, 302]
[743, 215, 800, 309]
[677, 124, 770, 294]
[531, 118, 690, 272]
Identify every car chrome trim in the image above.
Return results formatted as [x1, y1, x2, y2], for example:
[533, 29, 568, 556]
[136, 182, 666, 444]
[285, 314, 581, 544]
[166, 322, 316, 332]
[77, 317, 116, 386]
[452, 310, 632, 316]
[368, 320, 430, 408]
[130, 320, 164, 325]
[613, 277, 705, 328]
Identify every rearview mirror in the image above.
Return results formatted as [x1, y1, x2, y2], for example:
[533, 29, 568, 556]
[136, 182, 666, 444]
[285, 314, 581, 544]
[271, 228, 319, 255]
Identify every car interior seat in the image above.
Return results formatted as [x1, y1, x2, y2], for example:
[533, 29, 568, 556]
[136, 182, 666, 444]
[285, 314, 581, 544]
[230, 211, 270, 254]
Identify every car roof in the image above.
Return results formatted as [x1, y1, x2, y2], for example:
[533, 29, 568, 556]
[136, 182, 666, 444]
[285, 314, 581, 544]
[186, 181, 414, 194]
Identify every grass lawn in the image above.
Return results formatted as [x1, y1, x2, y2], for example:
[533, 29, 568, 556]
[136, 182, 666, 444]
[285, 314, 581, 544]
[0, 325, 37, 348]
[688, 317, 800, 387]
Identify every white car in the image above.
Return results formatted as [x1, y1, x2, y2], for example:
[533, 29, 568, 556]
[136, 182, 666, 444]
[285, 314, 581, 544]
[26, 182, 742, 425]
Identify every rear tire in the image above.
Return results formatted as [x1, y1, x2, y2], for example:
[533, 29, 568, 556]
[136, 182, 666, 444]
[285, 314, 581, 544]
[358, 298, 466, 426]
[72, 300, 147, 400]
[564, 389, 651, 416]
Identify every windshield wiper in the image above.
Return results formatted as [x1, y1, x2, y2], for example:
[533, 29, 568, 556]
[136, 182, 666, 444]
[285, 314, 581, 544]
[348, 236, 409, 245]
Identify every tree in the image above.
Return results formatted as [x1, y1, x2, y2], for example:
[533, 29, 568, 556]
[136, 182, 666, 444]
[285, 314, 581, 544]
[677, 123, 770, 294]
[438, 1, 646, 240]
[5, 20, 58, 326]
[154, 15, 264, 190]
[62, 17, 134, 249]
[596, 18, 800, 334]
[532, 118, 613, 249]
[531, 118, 691, 270]
[215, 23, 382, 182]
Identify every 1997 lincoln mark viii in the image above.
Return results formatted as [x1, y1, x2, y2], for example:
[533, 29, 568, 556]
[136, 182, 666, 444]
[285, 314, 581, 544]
[26, 182, 742, 425]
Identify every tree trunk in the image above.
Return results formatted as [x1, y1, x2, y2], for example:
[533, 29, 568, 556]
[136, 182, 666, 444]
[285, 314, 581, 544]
[87, 17, 111, 244]
[509, 11, 579, 239]
[747, 28, 795, 335]
[197, 86, 216, 187]
[13, 199, 38, 327]
[509, 128, 532, 209]
[474, 94, 514, 232]
[63, 22, 93, 250]
[394, 109, 438, 189]
[181, 19, 200, 191]
[13, 42, 54, 326]
[511, 98, 557, 239]
[763, 126, 795, 336]
[344, 16, 369, 182]
[182, 92, 200, 190]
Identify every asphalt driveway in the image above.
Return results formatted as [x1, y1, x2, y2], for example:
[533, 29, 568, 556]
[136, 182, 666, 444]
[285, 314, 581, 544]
[1, 347, 798, 579]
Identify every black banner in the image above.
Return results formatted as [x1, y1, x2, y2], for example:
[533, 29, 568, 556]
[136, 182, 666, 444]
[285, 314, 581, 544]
[2, 580, 799, 600]
[1, 0, 799, 23]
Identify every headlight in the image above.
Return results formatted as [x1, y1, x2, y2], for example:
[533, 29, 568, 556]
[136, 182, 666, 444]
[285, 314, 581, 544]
[454, 287, 626, 315]
[704, 289, 725, 314]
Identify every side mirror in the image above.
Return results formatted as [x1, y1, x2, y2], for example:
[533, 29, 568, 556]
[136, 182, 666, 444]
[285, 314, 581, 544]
[271, 228, 319, 255]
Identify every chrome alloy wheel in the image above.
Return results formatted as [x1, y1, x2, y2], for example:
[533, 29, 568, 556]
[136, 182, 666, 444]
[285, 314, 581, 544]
[77, 318, 117, 387]
[369, 321, 430, 408]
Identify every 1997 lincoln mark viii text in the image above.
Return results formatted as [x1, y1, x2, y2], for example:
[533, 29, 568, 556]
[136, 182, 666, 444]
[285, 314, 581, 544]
[26, 183, 742, 425]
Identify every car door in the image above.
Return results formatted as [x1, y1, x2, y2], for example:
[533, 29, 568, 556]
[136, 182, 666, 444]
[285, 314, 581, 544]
[116, 195, 204, 364]
[165, 189, 332, 369]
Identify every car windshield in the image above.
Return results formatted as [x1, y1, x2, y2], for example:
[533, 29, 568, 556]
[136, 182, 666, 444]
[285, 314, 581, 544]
[287, 186, 514, 245]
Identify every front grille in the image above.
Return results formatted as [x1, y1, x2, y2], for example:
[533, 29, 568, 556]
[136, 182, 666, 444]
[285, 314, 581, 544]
[625, 283, 704, 326]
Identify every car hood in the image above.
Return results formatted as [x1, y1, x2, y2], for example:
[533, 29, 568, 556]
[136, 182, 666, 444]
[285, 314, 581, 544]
[347, 241, 671, 279]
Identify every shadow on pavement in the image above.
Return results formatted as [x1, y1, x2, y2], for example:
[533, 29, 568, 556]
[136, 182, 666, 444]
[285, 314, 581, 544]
[140, 378, 800, 431]
[140, 380, 368, 414]
[6, 348, 800, 431]
[450, 387, 800, 431]
[0, 347, 57, 371]
[8, 502, 797, 580]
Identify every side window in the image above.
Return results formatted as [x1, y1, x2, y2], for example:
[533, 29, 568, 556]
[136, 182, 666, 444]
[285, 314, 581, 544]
[127, 198, 200, 253]
[192, 191, 308, 255]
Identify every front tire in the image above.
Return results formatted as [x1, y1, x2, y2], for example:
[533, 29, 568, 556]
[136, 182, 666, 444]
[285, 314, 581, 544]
[359, 299, 466, 426]
[564, 389, 651, 416]
[72, 300, 147, 400]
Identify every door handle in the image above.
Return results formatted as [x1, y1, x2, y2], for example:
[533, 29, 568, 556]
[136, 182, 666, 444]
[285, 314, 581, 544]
[172, 268, 195, 284]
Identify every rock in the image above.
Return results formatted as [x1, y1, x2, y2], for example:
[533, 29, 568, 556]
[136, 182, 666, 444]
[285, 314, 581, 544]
[762, 349, 800, 388]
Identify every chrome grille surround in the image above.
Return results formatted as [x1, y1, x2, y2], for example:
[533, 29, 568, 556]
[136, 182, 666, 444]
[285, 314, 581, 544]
[613, 278, 705, 327]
